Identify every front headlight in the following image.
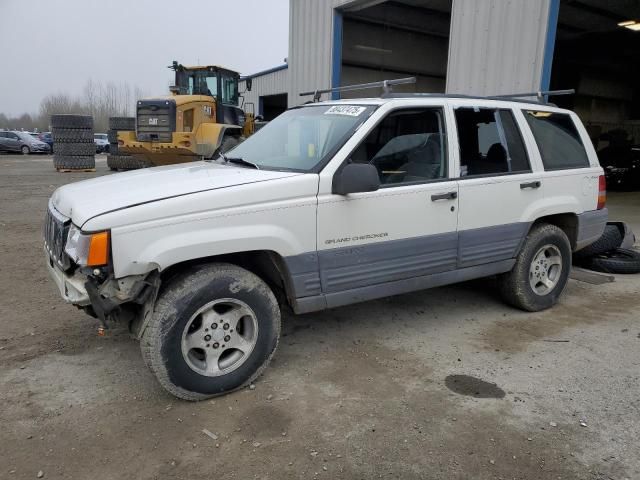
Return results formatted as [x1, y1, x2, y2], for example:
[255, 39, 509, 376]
[65, 225, 110, 266]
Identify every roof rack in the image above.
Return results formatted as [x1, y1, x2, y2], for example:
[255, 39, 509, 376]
[300, 77, 574, 105]
[300, 77, 416, 102]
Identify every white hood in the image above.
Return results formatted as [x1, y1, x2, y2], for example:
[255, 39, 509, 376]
[51, 161, 301, 227]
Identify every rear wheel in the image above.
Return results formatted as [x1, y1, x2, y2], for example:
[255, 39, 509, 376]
[140, 263, 281, 400]
[21, 145, 30, 155]
[498, 224, 571, 311]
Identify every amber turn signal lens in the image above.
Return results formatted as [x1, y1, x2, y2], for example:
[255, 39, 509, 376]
[87, 231, 109, 266]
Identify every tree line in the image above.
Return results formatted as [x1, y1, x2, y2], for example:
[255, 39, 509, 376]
[0, 79, 146, 133]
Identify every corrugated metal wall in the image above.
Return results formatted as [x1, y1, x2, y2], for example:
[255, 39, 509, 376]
[239, 67, 289, 115]
[287, 0, 338, 107]
[446, 0, 552, 95]
[285, 0, 554, 105]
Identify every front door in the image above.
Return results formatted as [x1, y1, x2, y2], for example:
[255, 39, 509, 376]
[453, 106, 542, 268]
[317, 107, 459, 304]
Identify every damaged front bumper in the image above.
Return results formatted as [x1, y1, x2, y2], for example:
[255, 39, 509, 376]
[45, 247, 91, 305]
[45, 247, 160, 334]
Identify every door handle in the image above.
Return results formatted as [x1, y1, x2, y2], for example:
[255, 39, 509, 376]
[520, 181, 541, 189]
[431, 191, 458, 201]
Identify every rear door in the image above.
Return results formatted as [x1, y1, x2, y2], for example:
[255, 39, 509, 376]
[521, 109, 600, 213]
[452, 105, 541, 268]
[0, 132, 8, 151]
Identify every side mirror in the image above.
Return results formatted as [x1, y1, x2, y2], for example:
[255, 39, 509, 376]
[332, 163, 380, 195]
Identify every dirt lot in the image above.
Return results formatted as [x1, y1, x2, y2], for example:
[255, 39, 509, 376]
[1, 154, 639, 479]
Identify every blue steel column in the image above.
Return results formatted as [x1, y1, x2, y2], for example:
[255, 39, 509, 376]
[331, 10, 343, 100]
[540, 0, 560, 92]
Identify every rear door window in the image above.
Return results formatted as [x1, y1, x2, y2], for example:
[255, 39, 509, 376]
[523, 111, 590, 170]
[455, 108, 530, 177]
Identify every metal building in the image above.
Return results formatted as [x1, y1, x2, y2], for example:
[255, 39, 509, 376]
[242, 0, 640, 146]
[239, 65, 288, 121]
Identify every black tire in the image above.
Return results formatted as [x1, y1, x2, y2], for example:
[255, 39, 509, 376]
[585, 248, 640, 274]
[498, 223, 571, 312]
[52, 128, 94, 143]
[210, 135, 240, 159]
[108, 117, 135, 131]
[53, 154, 95, 170]
[50, 114, 93, 129]
[574, 224, 623, 259]
[21, 145, 30, 155]
[107, 154, 151, 170]
[141, 263, 281, 400]
[53, 142, 96, 156]
[221, 136, 241, 153]
[109, 143, 119, 155]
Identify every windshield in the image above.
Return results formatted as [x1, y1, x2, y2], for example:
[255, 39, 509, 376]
[226, 104, 376, 172]
[94, 134, 107, 140]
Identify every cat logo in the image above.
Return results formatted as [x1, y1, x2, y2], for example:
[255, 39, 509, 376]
[203, 105, 213, 116]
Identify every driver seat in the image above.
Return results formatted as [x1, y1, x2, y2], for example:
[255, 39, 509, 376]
[404, 135, 443, 181]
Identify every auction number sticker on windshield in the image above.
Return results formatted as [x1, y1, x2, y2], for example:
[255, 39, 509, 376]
[324, 105, 366, 116]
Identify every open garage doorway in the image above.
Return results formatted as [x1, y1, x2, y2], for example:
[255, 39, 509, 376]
[259, 93, 288, 121]
[336, 0, 452, 99]
[550, 0, 640, 176]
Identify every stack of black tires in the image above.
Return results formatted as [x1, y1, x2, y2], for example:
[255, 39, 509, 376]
[107, 117, 151, 171]
[574, 223, 640, 274]
[51, 115, 95, 171]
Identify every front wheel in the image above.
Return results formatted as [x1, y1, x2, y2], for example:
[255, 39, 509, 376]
[498, 223, 571, 311]
[141, 263, 281, 400]
[21, 145, 30, 155]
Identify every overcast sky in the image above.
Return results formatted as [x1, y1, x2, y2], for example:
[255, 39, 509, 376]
[0, 0, 289, 116]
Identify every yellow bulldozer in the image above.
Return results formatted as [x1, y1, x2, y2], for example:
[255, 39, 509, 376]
[118, 61, 257, 165]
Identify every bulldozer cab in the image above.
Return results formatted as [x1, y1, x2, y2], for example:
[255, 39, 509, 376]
[171, 62, 240, 120]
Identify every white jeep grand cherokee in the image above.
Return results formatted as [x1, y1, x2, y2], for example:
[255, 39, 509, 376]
[44, 96, 607, 400]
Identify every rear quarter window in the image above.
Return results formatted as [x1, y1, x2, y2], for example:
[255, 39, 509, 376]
[523, 111, 590, 170]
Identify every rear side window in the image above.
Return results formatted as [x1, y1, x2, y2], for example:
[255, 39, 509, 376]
[455, 108, 530, 177]
[523, 111, 590, 170]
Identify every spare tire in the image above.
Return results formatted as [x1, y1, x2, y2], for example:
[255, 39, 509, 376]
[574, 224, 623, 259]
[586, 248, 640, 274]
[50, 114, 93, 129]
[53, 155, 96, 170]
[54, 142, 96, 156]
[52, 127, 94, 143]
[109, 117, 135, 131]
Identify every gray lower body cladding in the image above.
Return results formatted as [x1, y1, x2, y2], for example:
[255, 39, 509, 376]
[284, 226, 523, 314]
[283, 210, 605, 314]
[575, 208, 608, 250]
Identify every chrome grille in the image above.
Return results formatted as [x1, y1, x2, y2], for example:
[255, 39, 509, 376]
[44, 202, 71, 270]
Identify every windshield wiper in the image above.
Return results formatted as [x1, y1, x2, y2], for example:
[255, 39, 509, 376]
[225, 156, 260, 170]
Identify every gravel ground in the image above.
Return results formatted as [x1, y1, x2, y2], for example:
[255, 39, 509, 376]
[1, 154, 639, 479]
